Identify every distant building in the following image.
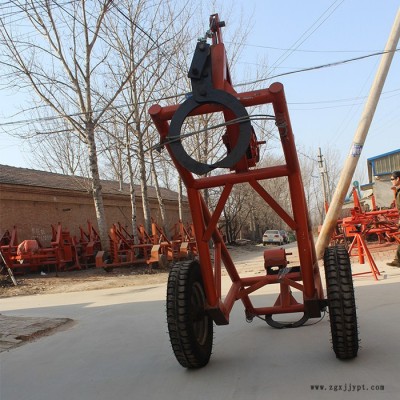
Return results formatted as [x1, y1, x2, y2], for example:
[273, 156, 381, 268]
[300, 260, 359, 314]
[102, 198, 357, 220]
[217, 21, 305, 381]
[360, 149, 400, 209]
[366, 149, 400, 184]
[0, 165, 189, 243]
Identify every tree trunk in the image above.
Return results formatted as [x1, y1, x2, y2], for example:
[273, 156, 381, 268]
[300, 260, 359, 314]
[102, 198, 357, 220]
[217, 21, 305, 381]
[126, 125, 139, 245]
[150, 152, 168, 235]
[137, 123, 152, 233]
[86, 123, 109, 252]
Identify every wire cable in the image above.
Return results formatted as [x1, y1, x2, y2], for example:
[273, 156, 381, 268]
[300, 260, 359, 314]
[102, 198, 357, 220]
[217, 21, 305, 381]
[236, 48, 400, 88]
[145, 114, 276, 153]
[270, 0, 344, 70]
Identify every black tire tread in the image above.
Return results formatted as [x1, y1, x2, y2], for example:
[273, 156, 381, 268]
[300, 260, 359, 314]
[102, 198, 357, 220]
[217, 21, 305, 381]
[324, 245, 359, 359]
[166, 260, 213, 368]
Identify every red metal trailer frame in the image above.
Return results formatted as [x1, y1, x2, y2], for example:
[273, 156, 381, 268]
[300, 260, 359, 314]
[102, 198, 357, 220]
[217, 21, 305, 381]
[149, 14, 358, 368]
[150, 14, 324, 325]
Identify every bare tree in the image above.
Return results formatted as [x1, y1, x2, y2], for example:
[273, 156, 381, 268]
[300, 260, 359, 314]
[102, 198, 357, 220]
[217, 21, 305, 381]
[0, 1, 146, 251]
[29, 124, 88, 176]
[97, 118, 129, 188]
[105, 0, 191, 234]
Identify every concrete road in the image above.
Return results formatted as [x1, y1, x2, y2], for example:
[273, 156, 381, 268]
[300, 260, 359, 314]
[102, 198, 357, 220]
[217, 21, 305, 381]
[1, 258, 400, 400]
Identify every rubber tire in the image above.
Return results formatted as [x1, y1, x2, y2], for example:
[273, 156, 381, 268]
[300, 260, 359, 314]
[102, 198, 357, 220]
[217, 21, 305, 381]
[324, 245, 359, 359]
[166, 260, 213, 368]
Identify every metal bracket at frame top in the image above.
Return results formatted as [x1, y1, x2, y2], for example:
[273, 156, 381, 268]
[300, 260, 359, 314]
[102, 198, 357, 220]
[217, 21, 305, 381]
[167, 40, 252, 175]
[187, 40, 214, 101]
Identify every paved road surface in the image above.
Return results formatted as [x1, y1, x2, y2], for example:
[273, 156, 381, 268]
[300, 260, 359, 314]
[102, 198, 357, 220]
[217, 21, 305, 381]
[1, 254, 400, 400]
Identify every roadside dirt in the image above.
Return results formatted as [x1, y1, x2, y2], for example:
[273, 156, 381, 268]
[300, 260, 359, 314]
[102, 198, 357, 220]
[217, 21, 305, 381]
[0, 264, 170, 298]
[4, 240, 397, 299]
[0, 243, 273, 298]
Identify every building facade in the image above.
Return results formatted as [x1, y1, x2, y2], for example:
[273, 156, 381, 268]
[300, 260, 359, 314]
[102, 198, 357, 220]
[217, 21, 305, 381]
[0, 165, 189, 244]
[367, 149, 400, 183]
[360, 149, 400, 209]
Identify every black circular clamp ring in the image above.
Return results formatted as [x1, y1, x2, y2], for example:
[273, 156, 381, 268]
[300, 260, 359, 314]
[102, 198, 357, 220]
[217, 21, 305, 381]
[167, 89, 252, 175]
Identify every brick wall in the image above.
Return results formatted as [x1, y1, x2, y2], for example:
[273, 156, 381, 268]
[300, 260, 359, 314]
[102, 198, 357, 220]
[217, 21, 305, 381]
[0, 183, 190, 244]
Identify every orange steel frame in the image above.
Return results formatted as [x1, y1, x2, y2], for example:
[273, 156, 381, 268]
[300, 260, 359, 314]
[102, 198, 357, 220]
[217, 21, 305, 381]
[149, 14, 324, 325]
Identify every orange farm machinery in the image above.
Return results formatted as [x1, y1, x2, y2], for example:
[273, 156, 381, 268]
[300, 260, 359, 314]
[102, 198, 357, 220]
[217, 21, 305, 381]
[0, 220, 198, 275]
[0, 224, 80, 275]
[95, 220, 198, 271]
[338, 187, 399, 280]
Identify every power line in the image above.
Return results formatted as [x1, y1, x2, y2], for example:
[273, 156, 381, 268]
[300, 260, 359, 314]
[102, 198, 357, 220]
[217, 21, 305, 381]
[0, 91, 186, 127]
[109, 3, 189, 76]
[288, 88, 400, 105]
[296, 150, 319, 164]
[1, 47, 398, 128]
[226, 41, 386, 54]
[0, 0, 77, 25]
[1, 3, 398, 131]
[269, 0, 345, 70]
[0, 1, 191, 126]
[236, 48, 400, 87]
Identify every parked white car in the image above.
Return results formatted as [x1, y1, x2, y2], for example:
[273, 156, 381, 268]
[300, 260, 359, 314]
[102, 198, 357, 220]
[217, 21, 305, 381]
[262, 230, 284, 246]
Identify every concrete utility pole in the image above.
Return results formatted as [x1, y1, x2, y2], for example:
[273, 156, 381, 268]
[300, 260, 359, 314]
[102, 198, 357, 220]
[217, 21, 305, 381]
[316, 8, 400, 259]
[318, 147, 329, 216]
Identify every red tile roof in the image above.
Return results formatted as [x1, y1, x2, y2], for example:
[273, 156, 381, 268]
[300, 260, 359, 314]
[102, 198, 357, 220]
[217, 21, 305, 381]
[0, 164, 180, 201]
